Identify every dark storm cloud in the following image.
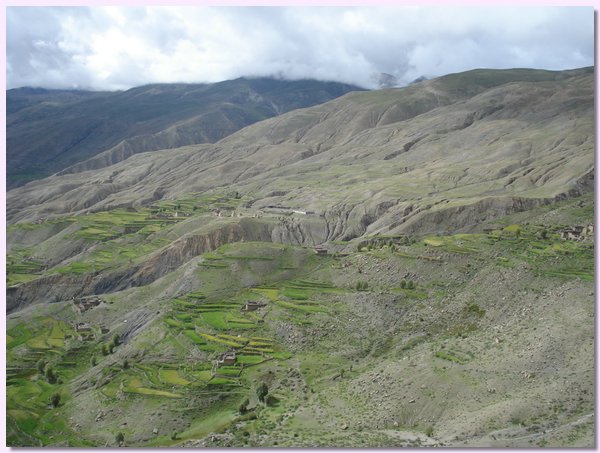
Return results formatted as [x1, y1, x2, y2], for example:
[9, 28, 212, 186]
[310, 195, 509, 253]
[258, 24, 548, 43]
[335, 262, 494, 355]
[6, 6, 595, 91]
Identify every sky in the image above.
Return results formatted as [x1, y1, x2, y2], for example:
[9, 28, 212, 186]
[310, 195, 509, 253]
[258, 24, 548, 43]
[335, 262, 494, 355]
[6, 6, 595, 91]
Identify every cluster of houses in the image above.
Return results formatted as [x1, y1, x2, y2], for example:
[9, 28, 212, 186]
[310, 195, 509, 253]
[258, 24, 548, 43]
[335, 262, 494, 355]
[74, 322, 109, 341]
[560, 224, 594, 241]
[72, 296, 104, 314]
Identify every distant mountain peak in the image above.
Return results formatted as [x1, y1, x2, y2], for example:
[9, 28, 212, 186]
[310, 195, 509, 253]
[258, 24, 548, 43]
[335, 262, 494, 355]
[375, 73, 399, 89]
[410, 75, 428, 85]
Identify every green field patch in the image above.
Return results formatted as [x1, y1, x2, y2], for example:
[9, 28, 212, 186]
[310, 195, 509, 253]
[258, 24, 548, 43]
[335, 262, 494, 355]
[7, 325, 35, 349]
[186, 291, 207, 300]
[281, 287, 310, 300]
[134, 364, 163, 386]
[183, 330, 206, 345]
[190, 370, 214, 382]
[251, 287, 279, 301]
[540, 266, 594, 281]
[248, 340, 273, 347]
[244, 346, 275, 354]
[226, 316, 255, 325]
[6, 255, 46, 287]
[26, 336, 50, 350]
[165, 317, 183, 328]
[495, 256, 514, 267]
[200, 312, 230, 330]
[207, 377, 239, 386]
[223, 255, 275, 261]
[423, 235, 480, 254]
[424, 237, 445, 247]
[271, 351, 293, 360]
[214, 366, 241, 377]
[99, 379, 121, 398]
[199, 262, 228, 268]
[124, 377, 182, 398]
[236, 355, 266, 365]
[46, 338, 65, 348]
[159, 369, 190, 386]
[54, 261, 95, 275]
[503, 224, 522, 234]
[198, 333, 245, 348]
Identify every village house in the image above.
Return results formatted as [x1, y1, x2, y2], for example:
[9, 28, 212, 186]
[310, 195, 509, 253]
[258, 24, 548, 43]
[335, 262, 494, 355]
[314, 246, 328, 255]
[72, 296, 103, 314]
[216, 351, 237, 366]
[242, 300, 265, 312]
[560, 224, 593, 241]
[76, 322, 92, 332]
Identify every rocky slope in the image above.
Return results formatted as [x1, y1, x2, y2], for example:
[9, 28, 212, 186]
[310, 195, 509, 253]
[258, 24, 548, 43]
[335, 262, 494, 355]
[6, 67, 595, 448]
[8, 67, 594, 239]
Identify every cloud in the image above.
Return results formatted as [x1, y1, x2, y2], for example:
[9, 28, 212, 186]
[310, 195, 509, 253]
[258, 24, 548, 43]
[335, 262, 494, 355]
[6, 6, 594, 91]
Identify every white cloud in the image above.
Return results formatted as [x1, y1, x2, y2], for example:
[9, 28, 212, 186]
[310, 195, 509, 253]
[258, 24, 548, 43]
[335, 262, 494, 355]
[6, 6, 595, 91]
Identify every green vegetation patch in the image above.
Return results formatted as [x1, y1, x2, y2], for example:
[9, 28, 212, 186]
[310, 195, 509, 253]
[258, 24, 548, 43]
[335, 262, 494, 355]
[159, 369, 191, 386]
[124, 377, 183, 398]
[183, 330, 207, 345]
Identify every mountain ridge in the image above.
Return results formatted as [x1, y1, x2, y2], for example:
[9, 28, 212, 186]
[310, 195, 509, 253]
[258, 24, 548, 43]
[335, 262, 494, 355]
[7, 77, 363, 188]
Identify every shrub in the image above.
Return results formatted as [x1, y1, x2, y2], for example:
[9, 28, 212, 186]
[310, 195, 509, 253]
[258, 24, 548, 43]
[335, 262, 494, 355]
[101, 344, 109, 356]
[239, 398, 250, 414]
[45, 367, 57, 384]
[425, 426, 434, 437]
[265, 394, 279, 407]
[50, 392, 61, 408]
[257, 383, 269, 403]
[111, 334, 120, 347]
[91, 355, 97, 367]
[406, 280, 415, 290]
[356, 281, 368, 291]
[171, 432, 178, 440]
[122, 359, 129, 369]
[466, 303, 485, 318]
[115, 432, 125, 445]
[400, 280, 407, 289]
[37, 359, 46, 374]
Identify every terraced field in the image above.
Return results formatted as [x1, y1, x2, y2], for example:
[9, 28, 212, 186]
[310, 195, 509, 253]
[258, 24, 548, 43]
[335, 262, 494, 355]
[6, 192, 245, 286]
